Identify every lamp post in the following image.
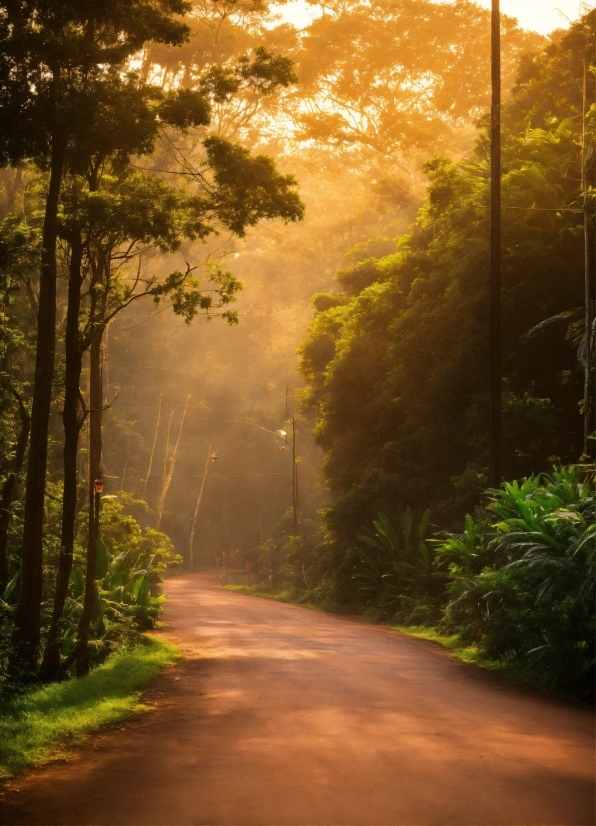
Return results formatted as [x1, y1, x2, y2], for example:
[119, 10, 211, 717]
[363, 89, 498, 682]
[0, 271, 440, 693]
[93, 477, 103, 534]
[276, 385, 298, 533]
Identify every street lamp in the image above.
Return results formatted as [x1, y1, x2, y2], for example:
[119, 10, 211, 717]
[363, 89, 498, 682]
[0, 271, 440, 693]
[93, 477, 103, 537]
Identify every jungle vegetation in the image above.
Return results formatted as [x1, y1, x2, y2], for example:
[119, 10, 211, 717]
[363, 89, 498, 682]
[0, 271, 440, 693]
[0, 0, 593, 707]
[252, 11, 596, 703]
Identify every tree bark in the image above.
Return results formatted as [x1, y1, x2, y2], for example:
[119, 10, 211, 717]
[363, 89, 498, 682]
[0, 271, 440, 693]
[76, 329, 102, 677]
[0, 393, 30, 592]
[40, 234, 84, 681]
[11, 133, 66, 676]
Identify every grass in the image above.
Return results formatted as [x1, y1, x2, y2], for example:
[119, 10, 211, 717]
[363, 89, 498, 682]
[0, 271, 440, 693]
[225, 583, 293, 600]
[391, 625, 489, 666]
[0, 635, 181, 780]
[389, 625, 569, 693]
[225, 582, 320, 609]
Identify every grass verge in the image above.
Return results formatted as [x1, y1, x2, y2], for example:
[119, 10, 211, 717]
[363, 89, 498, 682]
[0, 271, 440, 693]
[225, 583, 319, 609]
[0, 635, 181, 780]
[389, 625, 573, 696]
[391, 625, 490, 666]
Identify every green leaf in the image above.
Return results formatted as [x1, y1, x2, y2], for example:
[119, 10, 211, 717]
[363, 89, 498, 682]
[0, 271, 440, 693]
[1, 568, 20, 603]
[69, 566, 85, 599]
[96, 536, 110, 581]
[134, 574, 150, 606]
[419, 508, 431, 541]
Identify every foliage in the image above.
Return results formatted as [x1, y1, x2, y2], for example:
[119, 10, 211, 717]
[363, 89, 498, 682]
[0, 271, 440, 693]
[0, 636, 181, 779]
[347, 466, 595, 701]
[297, 13, 592, 607]
[284, 0, 542, 163]
[354, 508, 443, 622]
[0, 490, 180, 687]
[440, 468, 595, 699]
[64, 494, 181, 661]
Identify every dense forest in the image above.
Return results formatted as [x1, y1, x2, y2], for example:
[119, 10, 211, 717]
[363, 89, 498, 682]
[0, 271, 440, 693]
[0, 0, 593, 704]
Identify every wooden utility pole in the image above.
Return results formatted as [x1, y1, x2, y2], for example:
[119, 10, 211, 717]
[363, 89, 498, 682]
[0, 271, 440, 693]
[286, 385, 298, 533]
[581, 61, 593, 459]
[489, 0, 501, 488]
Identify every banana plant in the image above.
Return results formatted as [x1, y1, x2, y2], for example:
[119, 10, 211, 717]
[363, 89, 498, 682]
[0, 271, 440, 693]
[354, 507, 438, 610]
[433, 514, 483, 570]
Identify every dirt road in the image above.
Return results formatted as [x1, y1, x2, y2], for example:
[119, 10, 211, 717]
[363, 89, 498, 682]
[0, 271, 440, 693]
[1, 573, 594, 825]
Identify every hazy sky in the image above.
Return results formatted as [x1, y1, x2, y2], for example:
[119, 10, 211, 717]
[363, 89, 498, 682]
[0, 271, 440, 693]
[475, 0, 591, 33]
[275, 0, 593, 34]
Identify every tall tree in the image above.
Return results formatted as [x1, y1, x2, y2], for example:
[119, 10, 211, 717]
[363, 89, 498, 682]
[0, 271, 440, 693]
[0, 0, 191, 675]
[41, 136, 303, 676]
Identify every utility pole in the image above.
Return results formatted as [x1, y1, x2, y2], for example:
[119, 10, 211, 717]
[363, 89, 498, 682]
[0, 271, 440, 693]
[581, 59, 594, 460]
[286, 385, 298, 533]
[489, 0, 501, 488]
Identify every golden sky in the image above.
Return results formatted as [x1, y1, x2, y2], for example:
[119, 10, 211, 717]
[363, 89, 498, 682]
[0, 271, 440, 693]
[475, 0, 592, 33]
[275, 0, 593, 35]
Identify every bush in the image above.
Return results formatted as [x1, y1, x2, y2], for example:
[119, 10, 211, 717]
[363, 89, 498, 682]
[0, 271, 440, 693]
[347, 466, 594, 701]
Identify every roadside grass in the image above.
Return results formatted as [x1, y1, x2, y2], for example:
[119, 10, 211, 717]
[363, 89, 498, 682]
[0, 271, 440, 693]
[225, 582, 319, 608]
[387, 626, 587, 700]
[391, 625, 490, 667]
[0, 635, 181, 780]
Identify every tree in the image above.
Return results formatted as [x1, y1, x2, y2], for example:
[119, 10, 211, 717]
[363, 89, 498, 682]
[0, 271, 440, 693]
[282, 0, 542, 167]
[0, 0, 192, 674]
[0, 216, 38, 590]
[40, 130, 302, 676]
[297, 27, 588, 602]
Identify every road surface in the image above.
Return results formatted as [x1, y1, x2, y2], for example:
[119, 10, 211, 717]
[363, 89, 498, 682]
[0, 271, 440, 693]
[0, 572, 594, 825]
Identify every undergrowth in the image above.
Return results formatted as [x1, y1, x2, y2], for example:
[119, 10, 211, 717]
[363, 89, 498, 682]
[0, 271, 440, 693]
[0, 635, 181, 780]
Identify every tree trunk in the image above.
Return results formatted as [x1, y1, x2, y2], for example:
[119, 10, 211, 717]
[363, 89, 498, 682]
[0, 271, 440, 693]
[76, 330, 102, 677]
[0, 393, 30, 592]
[11, 136, 65, 676]
[40, 235, 84, 681]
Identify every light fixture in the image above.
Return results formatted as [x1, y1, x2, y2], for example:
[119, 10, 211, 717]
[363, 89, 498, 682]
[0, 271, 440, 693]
[210, 451, 219, 463]
[94, 478, 103, 494]
[276, 429, 287, 438]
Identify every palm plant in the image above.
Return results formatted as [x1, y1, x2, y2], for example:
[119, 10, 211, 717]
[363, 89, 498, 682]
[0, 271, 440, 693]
[354, 507, 441, 618]
[442, 466, 595, 698]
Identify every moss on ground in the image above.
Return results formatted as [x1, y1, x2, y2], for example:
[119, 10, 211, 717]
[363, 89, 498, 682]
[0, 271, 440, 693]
[0, 636, 181, 780]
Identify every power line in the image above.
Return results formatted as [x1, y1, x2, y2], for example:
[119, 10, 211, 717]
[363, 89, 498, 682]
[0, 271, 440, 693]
[104, 470, 292, 480]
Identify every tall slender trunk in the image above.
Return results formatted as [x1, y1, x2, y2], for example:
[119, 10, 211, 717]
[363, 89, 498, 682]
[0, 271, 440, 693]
[40, 234, 84, 681]
[142, 394, 162, 502]
[0, 394, 30, 592]
[76, 330, 102, 676]
[189, 444, 212, 569]
[11, 134, 66, 675]
[156, 396, 190, 530]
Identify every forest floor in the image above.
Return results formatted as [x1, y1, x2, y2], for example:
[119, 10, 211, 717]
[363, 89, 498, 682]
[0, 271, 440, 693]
[0, 571, 594, 826]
